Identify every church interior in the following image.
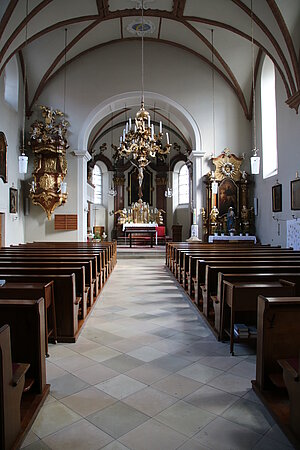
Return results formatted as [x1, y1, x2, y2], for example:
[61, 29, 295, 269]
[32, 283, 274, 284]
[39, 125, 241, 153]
[0, 0, 300, 449]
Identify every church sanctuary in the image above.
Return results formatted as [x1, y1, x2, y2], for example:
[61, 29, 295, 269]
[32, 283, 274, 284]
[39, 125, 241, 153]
[1, 0, 300, 448]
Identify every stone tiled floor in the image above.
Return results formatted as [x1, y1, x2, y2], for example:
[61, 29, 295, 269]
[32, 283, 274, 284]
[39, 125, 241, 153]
[22, 258, 294, 450]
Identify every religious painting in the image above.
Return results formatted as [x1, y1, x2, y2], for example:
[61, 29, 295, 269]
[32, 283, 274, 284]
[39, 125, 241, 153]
[291, 178, 300, 210]
[9, 187, 18, 214]
[128, 167, 153, 205]
[272, 184, 282, 212]
[218, 178, 237, 216]
[0, 132, 8, 183]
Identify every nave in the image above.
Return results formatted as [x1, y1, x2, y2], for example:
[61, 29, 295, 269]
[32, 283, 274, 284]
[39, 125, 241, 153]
[22, 258, 293, 450]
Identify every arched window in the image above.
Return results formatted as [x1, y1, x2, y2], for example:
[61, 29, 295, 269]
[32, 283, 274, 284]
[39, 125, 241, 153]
[4, 56, 19, 112]
[261, 55, 278, 179]
[178, 164, 189, 204]
[93, 164, 102, 204]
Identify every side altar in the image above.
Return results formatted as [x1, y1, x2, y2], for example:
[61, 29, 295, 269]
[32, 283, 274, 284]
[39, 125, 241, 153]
[202, 149, 255, 241]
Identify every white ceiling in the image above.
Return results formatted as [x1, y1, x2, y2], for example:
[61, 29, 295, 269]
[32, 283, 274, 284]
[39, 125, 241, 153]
[0, 0, 299, 124]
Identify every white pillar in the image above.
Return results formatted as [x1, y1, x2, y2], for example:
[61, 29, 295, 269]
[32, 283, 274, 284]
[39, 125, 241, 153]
[73, 149, 91, 241]
[189, 150, 206, 236]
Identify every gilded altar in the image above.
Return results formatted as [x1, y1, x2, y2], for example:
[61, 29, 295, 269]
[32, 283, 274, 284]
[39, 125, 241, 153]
[115, 199, 164, 225]
[202, 149, 254, 240]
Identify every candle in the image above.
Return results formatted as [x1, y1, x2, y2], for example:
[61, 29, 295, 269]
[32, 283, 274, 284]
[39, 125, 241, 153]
[151, 124, 154, 139]
[166, 132, 169, 144]
[148, 115, 151, 128]
[125, 122, 128, 133]
[193, 208, 197, 225]
[129, 117, 132, 130]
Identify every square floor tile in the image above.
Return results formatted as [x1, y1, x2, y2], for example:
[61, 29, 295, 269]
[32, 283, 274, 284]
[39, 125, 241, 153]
[82, 346, 122, 363]
[222, 398, 274, 435]
[127, 346, 167, 362]
[52, 354, 98, 372]
[73, 363, 119, 385]
[151, 355, 191, 372]
[42, 419, 113, 450]
[194, 416, 262, 450]
[178, 362, 223, 383]
[101, 441, 131, 450]
[119, 418, 187, 450]
[208, 372, 252, 397]
[46, 360, 67, 382]
[126, 363, 171, 385]
[123, 386, 178, 416]
[87, 401, 149, 438]
[155, 400, 215, 437]
[152, 373, 202, 399]
[95, 374, 147, 400]
[102, 354, 144, 373]
[185, 385, 239, 415]
[227, 360, 256, 380]
[31, 400, 81, 438]
[252, 436, 293, 450]
[50, 373, 89, 399]
[60, 386, 117, 417]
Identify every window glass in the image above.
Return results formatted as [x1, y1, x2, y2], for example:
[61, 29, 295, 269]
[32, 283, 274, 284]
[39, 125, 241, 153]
[93, 165, 102, 204]
[178, 164, 189, 204]
[261, 55, 278, 179]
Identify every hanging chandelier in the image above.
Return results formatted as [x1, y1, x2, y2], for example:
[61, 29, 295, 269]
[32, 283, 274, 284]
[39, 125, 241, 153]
[118, 0, 171, 169]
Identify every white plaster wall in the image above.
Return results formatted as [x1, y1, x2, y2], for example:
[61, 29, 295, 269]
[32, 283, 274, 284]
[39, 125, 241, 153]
[253, 65, 300, 246]
[35, 41, 250, 240]
[24, 152, 79, 242]
[0, 60, 25, 246]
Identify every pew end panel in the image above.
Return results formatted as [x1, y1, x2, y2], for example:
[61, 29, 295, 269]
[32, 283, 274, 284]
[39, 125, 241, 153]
[253, 296, 300, 449]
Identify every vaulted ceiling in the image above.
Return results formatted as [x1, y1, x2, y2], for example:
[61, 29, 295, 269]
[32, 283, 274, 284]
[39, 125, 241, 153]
[0, 0, 299, 120]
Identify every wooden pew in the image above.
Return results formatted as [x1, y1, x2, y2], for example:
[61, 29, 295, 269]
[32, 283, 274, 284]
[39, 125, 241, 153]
[0, 272, 80, 342]
[0, 281, 56, 356]
[221, 280, 296, 354]
[252, 296, 300, 449]
[213, 272, 300, 337]
[0, 298, 50, 449]
[0, 324, 29, 450]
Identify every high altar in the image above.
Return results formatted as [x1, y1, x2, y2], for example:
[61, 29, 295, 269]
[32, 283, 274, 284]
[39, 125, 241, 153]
[202, 149, 255, 241]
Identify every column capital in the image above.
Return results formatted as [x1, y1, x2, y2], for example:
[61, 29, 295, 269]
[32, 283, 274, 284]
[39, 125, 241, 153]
[189, 150, 206, 162]
[73, 149, 92, 161]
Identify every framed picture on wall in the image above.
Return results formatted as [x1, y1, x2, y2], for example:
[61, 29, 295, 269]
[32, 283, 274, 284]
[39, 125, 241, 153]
[0, 132, 8, 183]
[272, 184, 282, 212]
[9, 188, 18, 214]
[291, 178, 300, 210]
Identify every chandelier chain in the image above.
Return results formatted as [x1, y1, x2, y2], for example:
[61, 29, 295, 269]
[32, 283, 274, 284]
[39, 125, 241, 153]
[211, 29, 216, 157]
[63, 28, 68, 117]
[141, 0, 144, 103]
[22, 0, 29, 152]
[251, 0, 257, 151]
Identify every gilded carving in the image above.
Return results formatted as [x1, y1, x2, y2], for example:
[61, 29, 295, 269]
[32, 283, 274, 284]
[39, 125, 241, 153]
[211, 148, 243, 182]
[44, 158, 57, 173]
[39, 173, 55, 191]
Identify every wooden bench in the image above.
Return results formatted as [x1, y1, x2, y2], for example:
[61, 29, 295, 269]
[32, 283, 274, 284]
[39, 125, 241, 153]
[0, 272, 80, 342]
[0, 324, 29, 450]
[252, 296, 300, 448]
[0, 281, 56, 357]
[221, 280, 296, 354]
[0, 298, 50, 449]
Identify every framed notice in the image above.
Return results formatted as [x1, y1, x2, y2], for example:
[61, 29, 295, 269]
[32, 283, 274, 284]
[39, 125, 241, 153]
[272, 184, 282, 212]
[0, 132, 8, 183]
[9, 188, 18, 214]
[291, 178, 300, 210]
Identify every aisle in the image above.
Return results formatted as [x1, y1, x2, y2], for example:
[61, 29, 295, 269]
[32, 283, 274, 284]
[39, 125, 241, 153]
[22, 259, 293, 450]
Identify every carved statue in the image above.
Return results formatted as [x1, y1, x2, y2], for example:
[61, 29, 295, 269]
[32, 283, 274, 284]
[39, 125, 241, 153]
[210, 205, 219, 224]
[241, 205, 250, 233]
[227, 207, 235, 232]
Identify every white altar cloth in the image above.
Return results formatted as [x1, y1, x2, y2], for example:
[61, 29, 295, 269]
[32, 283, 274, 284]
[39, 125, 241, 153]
[122, 223, 158, 245]
[208, 235, 256, 243]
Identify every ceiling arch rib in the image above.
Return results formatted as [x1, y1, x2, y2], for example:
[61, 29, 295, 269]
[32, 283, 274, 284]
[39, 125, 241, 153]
[28, 18, 103, 111]
[41, 37, 245, 118]
[231, 0, 297, 95]
[183, 20, 249, 119]
[0, 0, 53, 64]
[266, 0, 299, 89]
[0, 0, 18, 40]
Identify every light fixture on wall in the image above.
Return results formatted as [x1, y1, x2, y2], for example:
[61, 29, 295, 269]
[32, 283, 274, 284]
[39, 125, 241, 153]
[19, 0, 29, 174]
[117, 0, 171, 172]
[210, 29, 219, 195]
[250, 0, 260, 175]
[165, 153, 173, 198]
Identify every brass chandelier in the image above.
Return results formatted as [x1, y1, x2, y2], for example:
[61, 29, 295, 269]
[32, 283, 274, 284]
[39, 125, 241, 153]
[118, 0, 171, 169]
